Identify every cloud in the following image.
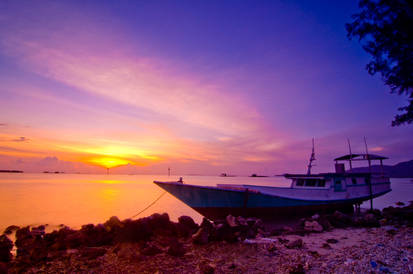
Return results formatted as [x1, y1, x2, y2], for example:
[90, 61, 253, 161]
[12, 136, 29, 142]
[0, 2, 264, 138]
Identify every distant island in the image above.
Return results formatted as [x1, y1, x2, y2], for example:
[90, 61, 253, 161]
[351, 159, 413, 178]
[0, 170, 23, 173]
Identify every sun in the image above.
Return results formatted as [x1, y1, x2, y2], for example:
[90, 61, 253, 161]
[88, 157, 131, 169]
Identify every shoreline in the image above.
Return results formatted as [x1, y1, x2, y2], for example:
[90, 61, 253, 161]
[1, 204, 413, 273]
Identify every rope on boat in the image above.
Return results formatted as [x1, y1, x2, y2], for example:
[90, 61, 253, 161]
[129, 191, 167, 219]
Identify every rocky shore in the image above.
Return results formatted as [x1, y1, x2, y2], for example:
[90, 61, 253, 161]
[1, 202, 413, 273]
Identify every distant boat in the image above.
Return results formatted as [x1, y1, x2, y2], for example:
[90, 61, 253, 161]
[250, 174, 268, 177]
[220, 173, 236, 177]
[154, 151, 391, 220]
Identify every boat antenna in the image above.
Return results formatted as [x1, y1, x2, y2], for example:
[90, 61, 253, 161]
[364, 136, 373, 211]
[347, 138, 353, 171]
[307, 138, 316, 175]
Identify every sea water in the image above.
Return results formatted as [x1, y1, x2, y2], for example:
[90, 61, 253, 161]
[0, 173, 411, 232]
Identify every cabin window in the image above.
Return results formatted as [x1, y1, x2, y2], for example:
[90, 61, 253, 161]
[365, 177, 371, 184]
[317, 180, 326, 187]
[352, 178, 357, 185]
[335, 180, 342, 185]
[296, 179, 304, 186]
[305, 180, 316, 187]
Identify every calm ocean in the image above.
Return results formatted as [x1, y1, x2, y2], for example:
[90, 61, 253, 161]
[0, 173, 412, 232]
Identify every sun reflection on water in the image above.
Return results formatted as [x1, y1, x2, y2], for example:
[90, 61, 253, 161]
[99, 188, 120, 202]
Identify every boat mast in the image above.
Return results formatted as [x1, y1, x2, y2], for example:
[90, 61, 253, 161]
[347, 138, 353, 171]
[364, 137, 373, 211]
[306, 138, 316, 175]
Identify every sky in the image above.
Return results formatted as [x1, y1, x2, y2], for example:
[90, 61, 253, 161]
[0, 0, 412, 175]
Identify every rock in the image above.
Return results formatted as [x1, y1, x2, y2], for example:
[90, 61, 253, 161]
[15, 226, 32, 243]
[178, 216, 198, 230]
[3, 225, 19, 235]
[81, 223, 114, 246]
[289, 263, 305, 274]
[236, 216, 248, 226]
[379, 266, 391, 273]
[146, 213, 171, 230]
[253, 219, 264, 230]
[322, 243, 331, 249]
[386, 228, 397, 235]
[286, 238, 303, 249]
[379, 218, 388, 226]
[283, 226, 294, 233]
[245, 227, 257, 239]
[104, 216, 123, 231]
[0, 235, 13, 262]
[361, 213, 380, 227]
[141, 244, 162, 256]
[167, 239, 185, 257]
[198, 261, 215, 274]
[328, 211, 352, 228]
[52, 227, 78, 250]
[116, 218, 152, 243]
[351, 216, 363, 227]
[309, 250, 320, 257]
[192, 227, 209, 245]
[200, 218, 214, 231]
[317, 216, 333, 231]
[177, 216, 199, 237]
[65, 231, 84, 248]
[266, 243, 277, 253]
[270, 228, 284, 236]
[246, 218, 258, 227]
[304, 220, 323, 232]
[370, 260, 378, 268]
[15, 226, 48, 263]
[116, 244, 140, 260]
[213, 223, 238, 243]
[226, 215, 238, 228]
[31, 225, 45, 236]
[326, 238, 338, 244]
[228, 263, 237, 269]
[312, 214, 320, 220]
[257, 228, 270, 237]
[15, 226, 34, 260]
[278, 238, 289, 244]
[80, 247, 107, 259]
[396, 201, 405, 206]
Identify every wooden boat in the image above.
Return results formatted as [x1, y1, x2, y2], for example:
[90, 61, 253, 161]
[154, 152, 391, 220]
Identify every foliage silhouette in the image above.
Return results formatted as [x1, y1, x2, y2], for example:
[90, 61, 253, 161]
[346, 0, 413, 125]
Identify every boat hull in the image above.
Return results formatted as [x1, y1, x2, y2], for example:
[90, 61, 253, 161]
[154, 181, 390, 220]
[192, 204, 355, 220]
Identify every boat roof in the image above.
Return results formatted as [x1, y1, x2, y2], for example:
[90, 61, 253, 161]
[284, 172, 371, 178]
[334, 154, 388, 161]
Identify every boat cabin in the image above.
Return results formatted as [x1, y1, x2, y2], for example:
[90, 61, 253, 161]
[286, 153, 389, 191]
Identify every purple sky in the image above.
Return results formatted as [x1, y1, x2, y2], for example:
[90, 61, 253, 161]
[0, 0, 412, 175]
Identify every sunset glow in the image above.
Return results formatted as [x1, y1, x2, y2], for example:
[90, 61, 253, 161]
[88, 157, 132, 169]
